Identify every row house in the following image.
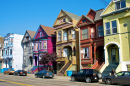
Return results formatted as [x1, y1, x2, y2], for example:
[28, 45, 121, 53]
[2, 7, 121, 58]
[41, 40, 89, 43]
[21, 30, 36, 70]
[53, 10, 80, 75]
[3, 33, 23, 71]
[100, 0, 130, 77]
[0, 37, 4, 73]
[33, 25, 56, 72]
[77, 9, 104, 69]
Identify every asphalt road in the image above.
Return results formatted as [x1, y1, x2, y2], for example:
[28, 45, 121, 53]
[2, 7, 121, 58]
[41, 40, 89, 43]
[0, 73, 122, 86]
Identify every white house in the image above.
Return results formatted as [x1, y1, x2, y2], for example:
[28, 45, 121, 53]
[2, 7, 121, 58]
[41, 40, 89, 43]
[3, 33, 23, 71]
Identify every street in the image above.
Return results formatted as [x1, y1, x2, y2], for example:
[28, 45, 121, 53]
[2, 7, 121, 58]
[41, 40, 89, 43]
[0, 73, 122, 86]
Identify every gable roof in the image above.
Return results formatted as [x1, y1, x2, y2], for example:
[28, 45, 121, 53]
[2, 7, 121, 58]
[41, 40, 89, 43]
[40, 25, 55, 36]
[62, 10, 80, 20]
[26, 30, 36, 39]
[100, 1, 112, 17]
[86, 9, 96, 16]
[94, 9, 104, 21]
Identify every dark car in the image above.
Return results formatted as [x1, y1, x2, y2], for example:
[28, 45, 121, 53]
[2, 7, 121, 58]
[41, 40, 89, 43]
[35, 70, 54, 78]
[102, 71, 130, 85]
[71, 69, 102, 83]
[14, 70, 27, 76]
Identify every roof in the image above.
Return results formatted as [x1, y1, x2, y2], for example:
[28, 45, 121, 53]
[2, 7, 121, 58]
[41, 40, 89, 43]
[94, 9, 104, 21]
[26, 30, 36, 39]
[40, 25, 55, 36]
[62, 10, 80, 20]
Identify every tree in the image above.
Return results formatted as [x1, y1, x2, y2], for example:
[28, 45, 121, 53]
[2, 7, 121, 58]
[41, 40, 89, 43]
[39, 52, 57, 72]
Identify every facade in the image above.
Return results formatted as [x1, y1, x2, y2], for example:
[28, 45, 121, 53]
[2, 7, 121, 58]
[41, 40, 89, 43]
[2, 33, 23, 71]
[33, 25, 56, 72]
[77, 9, 104, 69]
[53, 10, 80, 75]
[0, 37, 4, 73]
[100, 0, 130, 76]
[21, 30, 36, 70]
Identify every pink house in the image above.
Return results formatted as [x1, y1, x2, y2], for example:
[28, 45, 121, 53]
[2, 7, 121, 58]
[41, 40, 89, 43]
[33, 25, 56, 71]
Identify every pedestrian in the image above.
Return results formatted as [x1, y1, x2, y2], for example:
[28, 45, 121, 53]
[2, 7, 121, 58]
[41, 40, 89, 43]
[110, 68, 116, 76]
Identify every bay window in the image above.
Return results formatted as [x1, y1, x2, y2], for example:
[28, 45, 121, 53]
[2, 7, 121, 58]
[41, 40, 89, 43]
[63, 30, 67, 41]
[58, 31, 61, 41]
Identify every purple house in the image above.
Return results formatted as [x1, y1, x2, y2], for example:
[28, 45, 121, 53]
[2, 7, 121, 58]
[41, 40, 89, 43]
[32, 25, 56, 72]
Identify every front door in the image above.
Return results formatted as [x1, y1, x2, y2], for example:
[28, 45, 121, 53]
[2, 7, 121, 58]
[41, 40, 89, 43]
[111, 48, 116, 63]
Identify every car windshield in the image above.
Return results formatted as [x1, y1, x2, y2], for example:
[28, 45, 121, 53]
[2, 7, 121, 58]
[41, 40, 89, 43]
[10, 69, 14, 71]
[39, 70, 46, 73]
[116, 72, 124, 76]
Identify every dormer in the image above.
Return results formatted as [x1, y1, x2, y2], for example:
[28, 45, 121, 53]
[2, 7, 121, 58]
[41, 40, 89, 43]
[101, 0, 129, 17]
[86, 9, 96, 20]
[76, 15, 94, 27]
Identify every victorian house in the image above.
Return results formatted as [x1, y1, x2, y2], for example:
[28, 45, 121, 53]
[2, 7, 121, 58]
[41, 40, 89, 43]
[21, 30, 36, 71]
[0, 37, 4, 73]
[3, 33, 23, 71]
[32, 25, 56, 73]
[76, 9, 104, 70]
[53, 10, 80, 75]
[100, 0, 130, 77]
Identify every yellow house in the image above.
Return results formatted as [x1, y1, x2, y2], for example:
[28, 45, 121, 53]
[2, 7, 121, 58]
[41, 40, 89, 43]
[100, 0, 130, 77]
[53, 10, 80, 75]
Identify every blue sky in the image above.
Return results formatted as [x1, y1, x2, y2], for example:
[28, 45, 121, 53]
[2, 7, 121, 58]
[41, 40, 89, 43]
[0, 0, 111, 37]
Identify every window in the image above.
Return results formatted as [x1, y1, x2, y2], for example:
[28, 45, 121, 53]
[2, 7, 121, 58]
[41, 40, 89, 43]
[63, 48, 68, 57]
[116, 72, 124, 76]
[82, 29, 88, 39]
[63, 30, 67, 41]
[115, 0, 126, 10]
[69, 29, 71, 34]
[98, 25, 104, 37]
[40, 42, 42, 49]
[36, 44, 38, 50]
[111, 20, 117, 34]
[11, 38, 13, 44]
[43, 42, 47, 49]
[91, 28, 95, 38]
[72, 30, 75, 39]
[6, 50, 7, 55]
[105, 22, 110, 35]
[83, 47, 89, 58]
[82, 19, 86, 23]
[58, 31, 61, 41]
[10, 49, 12, 55]
[40, 32, 42, 37]
[63, 18, 66, 22]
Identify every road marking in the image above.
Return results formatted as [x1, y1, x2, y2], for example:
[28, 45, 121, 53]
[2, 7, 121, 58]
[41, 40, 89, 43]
[0, 79, 32, 86]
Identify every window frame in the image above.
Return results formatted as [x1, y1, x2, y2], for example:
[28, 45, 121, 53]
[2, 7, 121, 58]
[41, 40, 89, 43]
[115, 0, 126, 10]
[82, 29, 88, 40]
[58, 31, 61, 41]
[72, 29, 75, 39]
[83, 47, 89, 58]
[105, 22, 111, 35]
[98, 25, 104, 37]
[111, 20, 117, 34]
[10, 49, 12, 55]
[63, 30, 67, 41]
[43, 42, 47, 49]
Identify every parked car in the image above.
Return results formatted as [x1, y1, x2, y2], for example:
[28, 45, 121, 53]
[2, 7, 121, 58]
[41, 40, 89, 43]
[35, 70, 54, 78]
[14, 70, 27, 76]
[102, 71, 130, 85]
[71, 69, 102, 83]
[4, 69, 15, 75]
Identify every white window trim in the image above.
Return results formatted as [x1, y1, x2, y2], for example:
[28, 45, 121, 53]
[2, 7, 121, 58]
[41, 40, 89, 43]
[111, 20, 117, 34]
[105, 22, 111, 35]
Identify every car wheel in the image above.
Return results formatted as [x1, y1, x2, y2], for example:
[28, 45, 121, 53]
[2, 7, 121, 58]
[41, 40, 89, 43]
[86, 77, 91, 83]
[71, 76, 75, 81]
[106, 79, 112, 85]
[35, 75, 38, 78]
[18, 73, 20, 76]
